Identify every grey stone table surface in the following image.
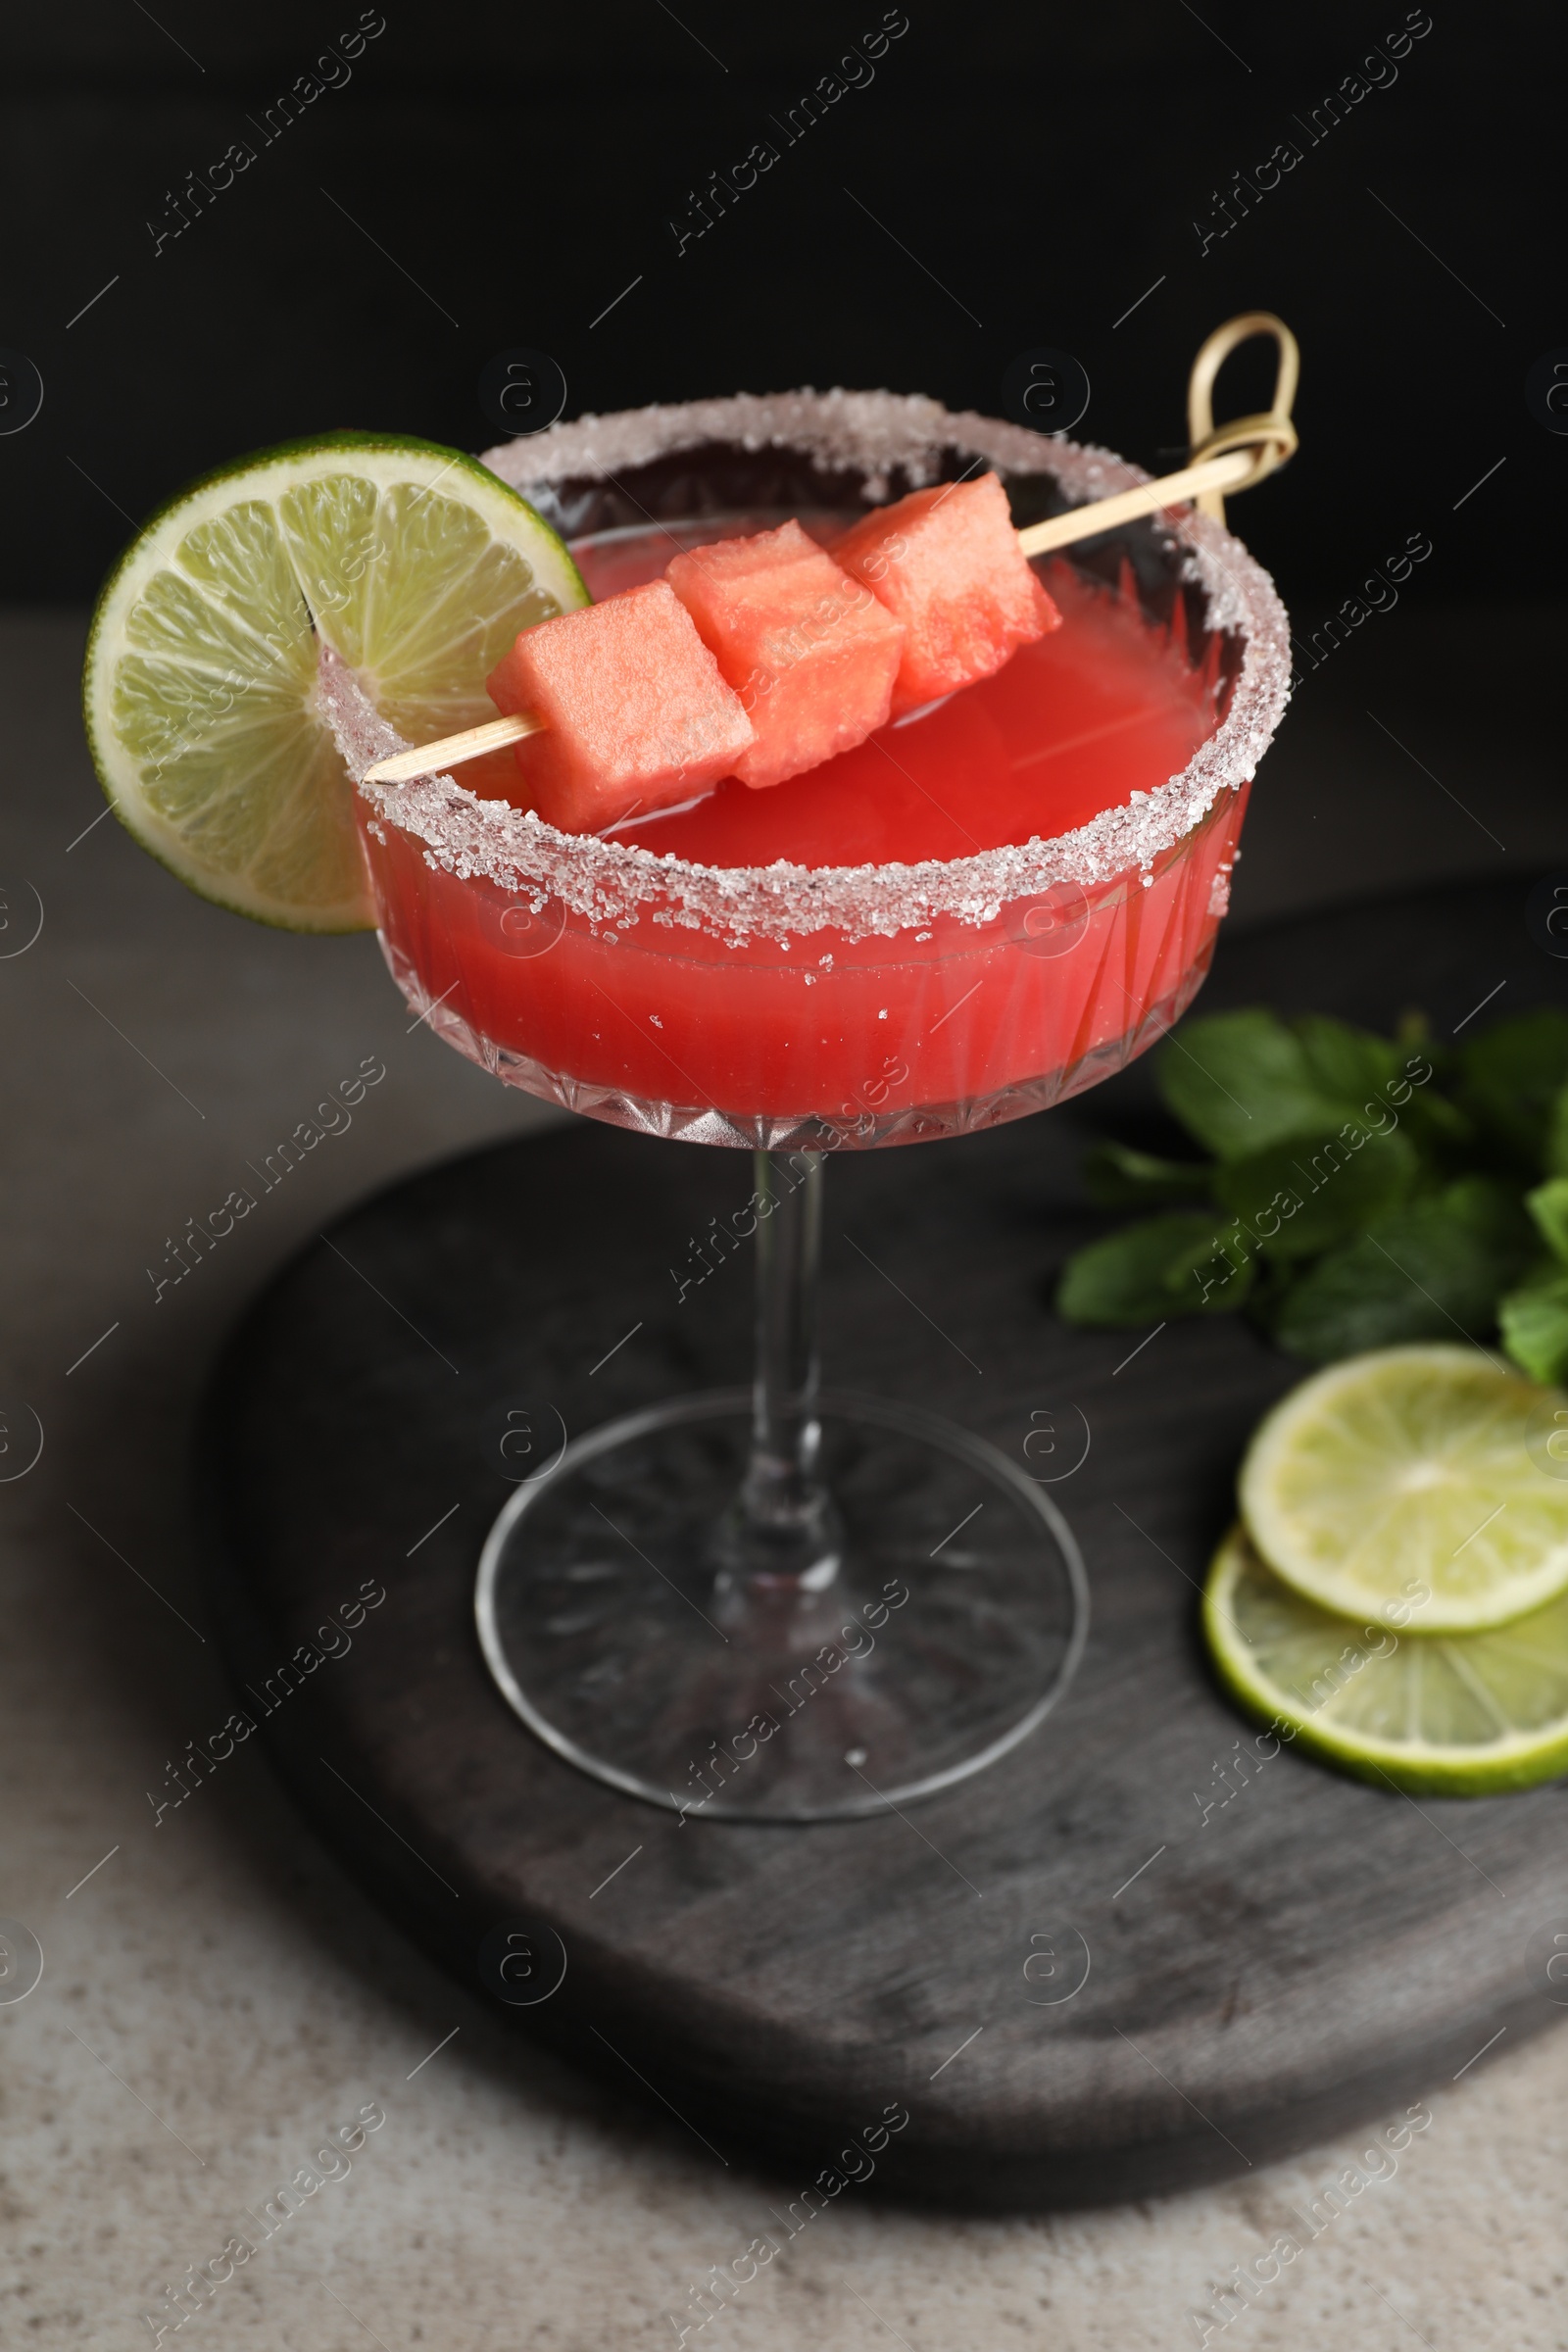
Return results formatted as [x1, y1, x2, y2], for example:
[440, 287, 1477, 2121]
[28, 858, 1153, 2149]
[2, 603, 1565, 2349]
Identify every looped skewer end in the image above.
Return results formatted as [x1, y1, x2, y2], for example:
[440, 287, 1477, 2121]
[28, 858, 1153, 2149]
[1014, 310, 1300, 563]
[1186, 311, 1300, 522]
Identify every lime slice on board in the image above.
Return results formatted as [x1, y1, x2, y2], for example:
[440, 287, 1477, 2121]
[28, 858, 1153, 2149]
[1238, 1344, 1568, 1635]
[1204, 1522, 1568, 1795]
[82, 432, 588, 931]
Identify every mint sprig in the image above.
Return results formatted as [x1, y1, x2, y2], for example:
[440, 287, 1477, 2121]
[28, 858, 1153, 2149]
[1056, 1006, 1568, 1376]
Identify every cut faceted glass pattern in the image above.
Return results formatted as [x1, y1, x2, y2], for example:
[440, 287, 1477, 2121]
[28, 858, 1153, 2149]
[373, 787, 1238, 1151]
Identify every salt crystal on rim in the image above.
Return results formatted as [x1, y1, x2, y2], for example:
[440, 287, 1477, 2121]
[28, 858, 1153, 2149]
[331, 390, 1290, 948]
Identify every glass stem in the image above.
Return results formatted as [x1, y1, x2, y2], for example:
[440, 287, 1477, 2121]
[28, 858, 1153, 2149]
[750, 1149, 824, 1506]
[718, 1150, 843, 1597]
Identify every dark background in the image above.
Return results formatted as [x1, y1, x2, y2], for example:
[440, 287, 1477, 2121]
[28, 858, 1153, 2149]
[1, 18, 1565, 2304]
[3, 0, 1562, 612]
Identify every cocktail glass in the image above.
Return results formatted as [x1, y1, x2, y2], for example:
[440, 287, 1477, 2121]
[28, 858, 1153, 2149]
[320, 390, 1290, 1821]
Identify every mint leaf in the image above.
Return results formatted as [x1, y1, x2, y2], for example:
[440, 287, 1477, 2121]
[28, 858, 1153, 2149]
[1527, 1177, 1568, 1264]
[1055, 1211, 1252, 1327]
[1544, 1085, 1568, 1178]
[1293, 1015, 1405, 1103]
[1156, 1010, 1344, 1159]
[1271, 1178, 1537, 1362]
[1212, 1126, 1420, 1261]
[1453, 1008, 1568, 1173]
[1294, 1015, 1468, 1161]
[1061, 1000, 1552, 1367]
[1156, 1005, 1454, 1174]
[1394, 1082, 1474, 1157]
[1081, 1140, 1214, 1209]
[1499, 1264, 1568, 1385]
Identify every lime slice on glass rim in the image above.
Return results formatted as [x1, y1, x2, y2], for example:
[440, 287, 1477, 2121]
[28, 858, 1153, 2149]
[1238, 1344, 1568, 1636]
[82, 431, 587, 931]
[1204, 1522, 1568, 1795]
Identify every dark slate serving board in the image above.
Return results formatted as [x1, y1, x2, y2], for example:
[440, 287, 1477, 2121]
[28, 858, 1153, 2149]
[201, 876, 1568, 2209]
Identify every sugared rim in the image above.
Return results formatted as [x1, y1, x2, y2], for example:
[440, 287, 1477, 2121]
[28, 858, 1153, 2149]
[330, 388, 1291, 945]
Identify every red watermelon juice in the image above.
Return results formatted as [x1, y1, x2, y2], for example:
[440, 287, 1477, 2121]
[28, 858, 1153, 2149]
[361, 517, 1247, 1139]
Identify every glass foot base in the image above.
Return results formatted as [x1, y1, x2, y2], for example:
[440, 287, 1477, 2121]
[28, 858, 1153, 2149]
[475, 1391, 1089, 1822]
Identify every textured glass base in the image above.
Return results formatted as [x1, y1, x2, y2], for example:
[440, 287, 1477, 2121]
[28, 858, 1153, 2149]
[384, 934, 1217, 1152]
[474, 1391, 1089, 1821]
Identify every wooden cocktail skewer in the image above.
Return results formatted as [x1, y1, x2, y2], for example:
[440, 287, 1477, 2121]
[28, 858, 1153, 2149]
[364, 708, 548, 778]
[363, 313, 1298, 788]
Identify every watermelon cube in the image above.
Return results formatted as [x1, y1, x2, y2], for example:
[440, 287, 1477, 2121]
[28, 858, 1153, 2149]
[666, 520, 905, 789]
[485, 580, 754, 834]
[833, 473, 1060, 713]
